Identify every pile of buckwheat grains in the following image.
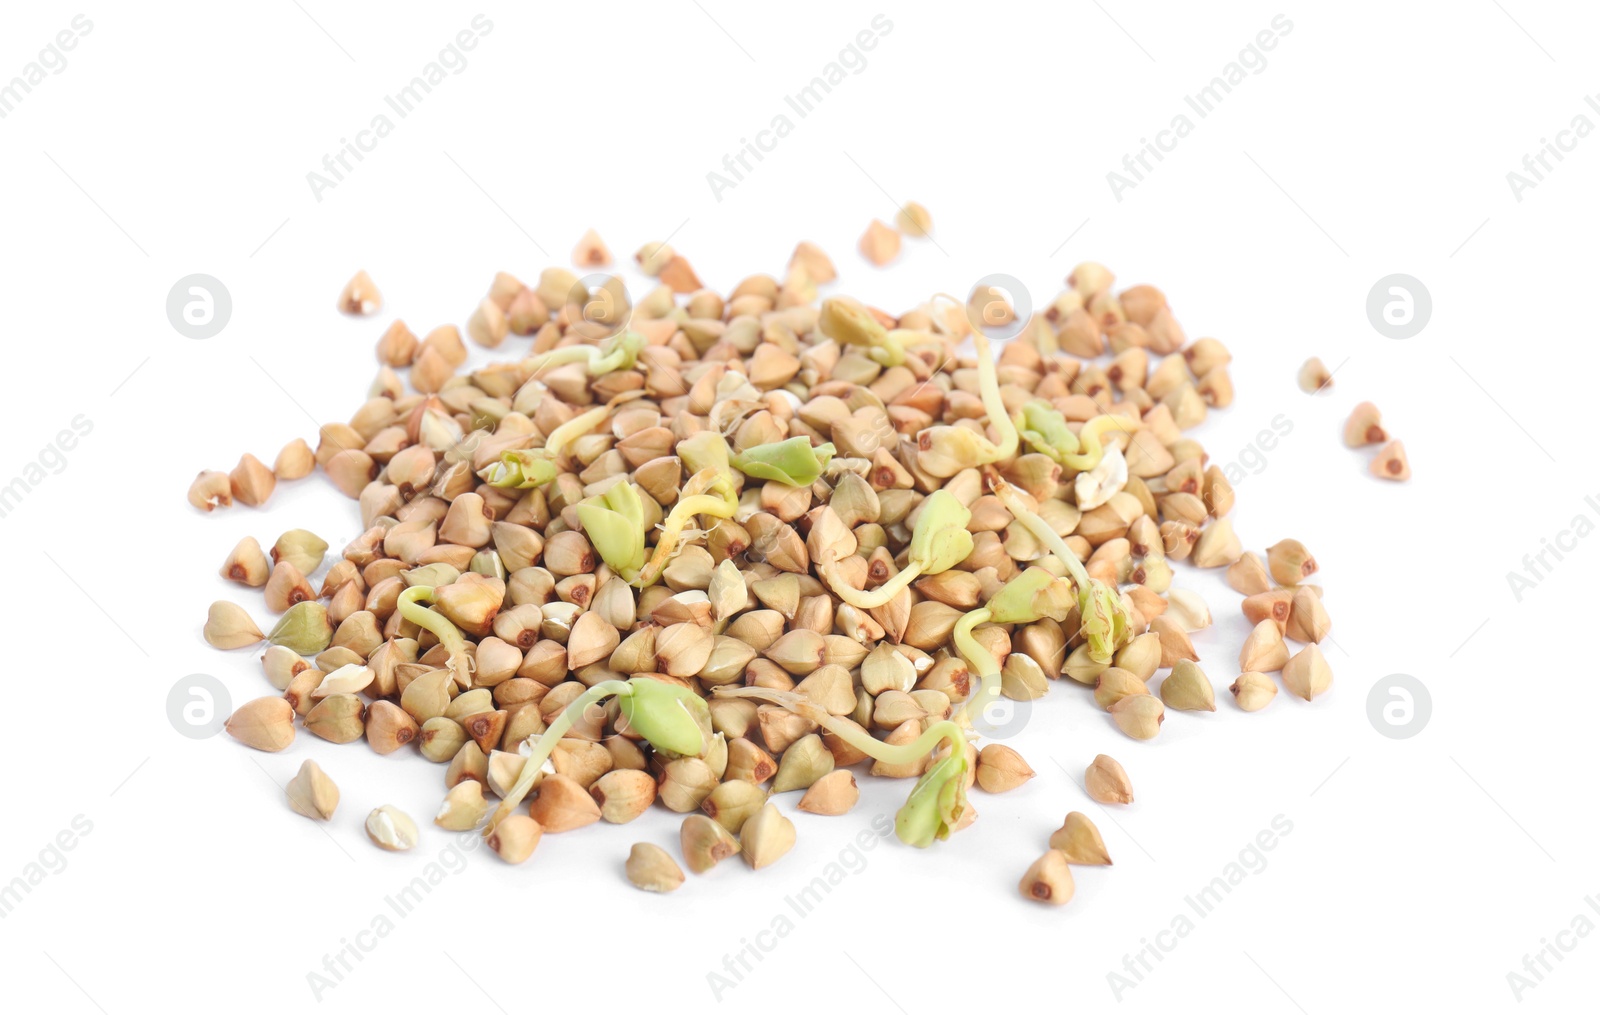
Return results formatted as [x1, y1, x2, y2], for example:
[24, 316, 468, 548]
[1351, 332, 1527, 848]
[195, 235, 1332, 905]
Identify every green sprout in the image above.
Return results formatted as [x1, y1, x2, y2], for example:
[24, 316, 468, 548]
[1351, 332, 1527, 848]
[710, 685, 970, 848]
[990, 477, 1130, 664]
[895, 743, 971, 848]
[486, 676, 710, 834]
[1016, 401, 1129, 472]
[730, 437, 836, 487]
[478, 402, 610, 489]
[617, 679, 709, 757]
[395, 585, 473, 688]
[479, 449, 559, 490]
[576, 481, 648, 579]
[953, 567, 1076, 730]
[817, 488, 973, 609]
[817, 296, 944, 369]
[676, 430, 731, 476]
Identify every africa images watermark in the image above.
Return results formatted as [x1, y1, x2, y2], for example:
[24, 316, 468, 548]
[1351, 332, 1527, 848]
[0, 15, 93, 121]
[1106, 14, 1293, 202]
[306, 15, 494, 202]
[1504, 493, 1600, 602]
[706, 14, 894, 202]
[706, 812, 895, 1001]
[1505, 893, 1600, 1002]
[1214, 413, 1294, 487]
[0, 814, 93, 920]
[1106, 814, 1295, 1001]
[0, 415, 94, 521]
[1505, 94, 1600, 203]
[305, 830, 483, 1000]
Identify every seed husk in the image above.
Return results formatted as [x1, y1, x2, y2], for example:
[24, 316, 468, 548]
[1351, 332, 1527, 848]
[859, 219, 901, 266]
[529, 773, 602, 832]
[225, 696, 295, 751]
[590, 769, 657, 823]
[1266, 538, 1317, 586]
[1230, 671, 1278, 711]
[1050, 812, 1111, 865]
[286, 759, 339, 820]
[681, 814, 741, 872]
[1371, 439, 1411, 481]
[975, 744, 1035, 793]
[221, 537, 271, 587]
[1285, 586, 1332, 643]
[1149, 615, 1199, 667]
[1109, 632, 1158, 682]
[1001, 651, 1049, 700]
[636, 241, 675, 276]
[306, 693, 366, 744]
[1094, 668, 1150, 711]
[1281, 644, 1333, 701]
[401, 668, 453, 723]
[1165, 589, 1212, 632]
[205, 601, 263, 650]
[1343, 401, 1387, 447]
[266, 601, 333, 655]
[1226, 552, 1272, 595]
[366, 699, 420, 754]
[797, 770, 859, 815]
[771, 734, 835, 793]
[1242, 590, 1294, 631]
[1239, 618, 1290, 673]
[896, 202, 933, 237]
[1298, 356, 1332, 393]
[364, 805, 417, 851]
[339, 270, 382, 315]
[264, 560, 315, 613]
[1065, 643, 1111, 685]
[1191, 518, 1242, 568]
[488, 814, 543, 864]
[446, 740, 488, 789]
[274, 437, 316, 479]
[230, 453, 276, 507]
[189, 470, 233, 512]
[659, 757, 719, 812]
[1110, 692, 1164, 740]
[1160, 659, 1216, 712]
[1085, 754, 1134, 804]
[626, 842, 685, 892]
[739, 803, 796, 870]
[1019, 850, 1075, 905]
[701, 779, 768, 833]
[261, 644, 309, 690]
[432, 780, 488, 831]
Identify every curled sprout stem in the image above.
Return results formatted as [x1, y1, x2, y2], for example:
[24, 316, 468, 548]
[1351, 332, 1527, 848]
[929, 292, 1020, 464]
[952, 607, 1000, 725]
[989, 478, 1092, 593]
[486, 678, 632, 834]
[632, 468, 739, 587]
[396, 585, 473, 688]
[1059, 415, 1126, 472]
[524, 332, 642, 379]
[710, 685, 967, 769]
[817, 558, 922, 609]
[543, 403, 608, 461]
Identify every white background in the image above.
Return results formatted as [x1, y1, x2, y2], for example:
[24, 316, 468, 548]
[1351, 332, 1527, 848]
[1, 2, 1595, 1013]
